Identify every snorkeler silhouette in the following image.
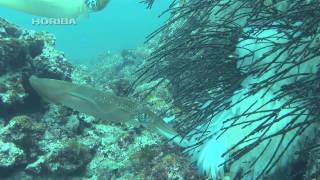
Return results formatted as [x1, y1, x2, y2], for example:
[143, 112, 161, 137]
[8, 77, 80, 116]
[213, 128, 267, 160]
[0, 0, 110, 18]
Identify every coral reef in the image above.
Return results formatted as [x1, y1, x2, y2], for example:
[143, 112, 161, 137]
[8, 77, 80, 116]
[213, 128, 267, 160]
[88, 48, 146, 88]
[0, 115, 44, 176]
[0, 115, 45, 149]
[26, 138, 94, 175]
[0, 140, 26, 171]
[129, 144, 201, 180]
[0, 17, 201, 179]
[0, 17, 72, 120]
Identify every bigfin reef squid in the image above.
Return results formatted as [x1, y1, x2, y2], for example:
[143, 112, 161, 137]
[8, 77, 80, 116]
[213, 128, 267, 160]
[29, 75, 189, 146]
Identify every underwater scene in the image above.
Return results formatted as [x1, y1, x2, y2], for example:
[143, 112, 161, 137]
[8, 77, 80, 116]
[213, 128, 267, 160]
[0, 0, 319, 180]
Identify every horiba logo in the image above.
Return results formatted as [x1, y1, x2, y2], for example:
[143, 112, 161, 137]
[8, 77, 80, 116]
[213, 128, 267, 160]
[32, 18, 77, 25]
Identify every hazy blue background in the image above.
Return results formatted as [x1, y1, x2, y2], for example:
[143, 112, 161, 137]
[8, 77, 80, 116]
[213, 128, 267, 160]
[0, 0, 169, 63]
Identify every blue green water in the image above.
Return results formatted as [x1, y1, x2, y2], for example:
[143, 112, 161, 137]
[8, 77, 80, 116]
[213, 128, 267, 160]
[0, 1, 169, 63]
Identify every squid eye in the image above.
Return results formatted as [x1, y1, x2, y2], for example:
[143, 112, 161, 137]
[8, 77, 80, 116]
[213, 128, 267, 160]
[85, 0, 109, 12]
[136, 113, 150, 124]
[85, 0, 98, 11]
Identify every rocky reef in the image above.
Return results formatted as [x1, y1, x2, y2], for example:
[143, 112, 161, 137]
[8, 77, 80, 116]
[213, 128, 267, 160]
[0, 17, 201, 179]
[0, 18, 72, 120]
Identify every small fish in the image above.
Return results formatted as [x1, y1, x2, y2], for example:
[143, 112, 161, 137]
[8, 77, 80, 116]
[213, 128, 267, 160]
[29, 76, 186, 144]
[0, 0, 110, 18]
